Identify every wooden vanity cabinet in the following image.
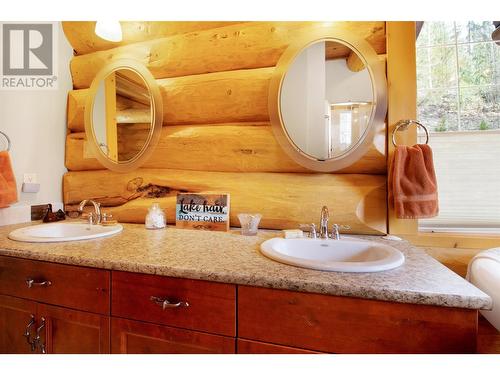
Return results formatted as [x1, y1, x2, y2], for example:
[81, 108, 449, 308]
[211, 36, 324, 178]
[0, 255, 480, 354]
[0, 255, 110, 354]
[0, 294, 110, 354]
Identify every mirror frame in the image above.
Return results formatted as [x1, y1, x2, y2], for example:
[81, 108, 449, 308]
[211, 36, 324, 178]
[84, 59, 163, 173]
[268, 28, 387, 172]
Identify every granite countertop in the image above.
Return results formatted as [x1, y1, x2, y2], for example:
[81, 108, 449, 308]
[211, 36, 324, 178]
[0, 221, 492, 310]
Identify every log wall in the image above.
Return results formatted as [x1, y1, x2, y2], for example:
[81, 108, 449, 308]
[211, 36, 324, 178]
[62, 21, 389, 234]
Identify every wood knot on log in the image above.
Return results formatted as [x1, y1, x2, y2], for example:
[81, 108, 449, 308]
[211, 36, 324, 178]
[127, 177, 144, 192]
[239, 149, 256, 155]
[136, 183, 171, 198]
[211, 33, 229, 40]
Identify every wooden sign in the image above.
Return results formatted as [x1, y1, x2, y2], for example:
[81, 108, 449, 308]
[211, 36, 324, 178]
[175, 193, 230, 231]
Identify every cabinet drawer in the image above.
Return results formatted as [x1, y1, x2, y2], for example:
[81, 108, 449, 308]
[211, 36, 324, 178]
[238, 286, 478, 354]
[0, 256, 110, 314]
[111, 317, 235, 354]
[112, 271, 236, 336]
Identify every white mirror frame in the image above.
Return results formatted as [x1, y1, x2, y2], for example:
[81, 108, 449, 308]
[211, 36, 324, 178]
[84, 59, 163, 173]
[268, 28, 387, 172]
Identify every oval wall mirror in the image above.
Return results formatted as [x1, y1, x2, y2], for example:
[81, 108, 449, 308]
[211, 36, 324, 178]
[84, 59, 163, 172]
[269, 29, 387, 172]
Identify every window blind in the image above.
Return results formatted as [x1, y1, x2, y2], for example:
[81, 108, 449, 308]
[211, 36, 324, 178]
[419, 130, 500, 231]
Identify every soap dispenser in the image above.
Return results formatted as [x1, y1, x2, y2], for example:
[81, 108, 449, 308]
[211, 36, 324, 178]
[145, 202, 166, 229]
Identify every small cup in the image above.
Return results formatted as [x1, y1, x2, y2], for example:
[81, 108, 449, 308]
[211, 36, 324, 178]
[145, 202, 166, 229]
[237, 213, 262, 236]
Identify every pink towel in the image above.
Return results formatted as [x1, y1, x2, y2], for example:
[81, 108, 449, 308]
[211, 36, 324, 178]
[389, 144, 439, 219]
[0, 151, 18, 208]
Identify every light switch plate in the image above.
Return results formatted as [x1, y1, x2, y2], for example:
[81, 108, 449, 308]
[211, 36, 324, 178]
[22, 182, 40, 193]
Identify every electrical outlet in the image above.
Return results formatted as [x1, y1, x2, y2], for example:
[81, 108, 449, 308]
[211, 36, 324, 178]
[23, 173, 37, 184]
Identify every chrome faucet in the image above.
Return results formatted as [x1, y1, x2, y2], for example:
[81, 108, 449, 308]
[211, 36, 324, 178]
[78, 200, 102, 225]
[319, 206, 329, 239]
[299, 206, 351, 240]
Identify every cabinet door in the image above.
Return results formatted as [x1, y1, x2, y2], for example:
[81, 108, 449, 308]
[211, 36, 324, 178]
[37, 303, 110, 354]
[0, 295, 37, 354]
[111, 317, 235, 354]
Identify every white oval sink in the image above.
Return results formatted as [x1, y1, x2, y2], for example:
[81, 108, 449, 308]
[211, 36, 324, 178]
[8, 222, 123, 243]
[260, 237, 404, 272]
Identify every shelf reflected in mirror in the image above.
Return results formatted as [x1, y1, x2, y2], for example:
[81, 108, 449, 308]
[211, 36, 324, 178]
[84, 59, 163, 173]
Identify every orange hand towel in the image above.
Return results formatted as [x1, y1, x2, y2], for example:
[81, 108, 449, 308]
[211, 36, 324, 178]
[389, 144, 438, 219]
[0, 150, 18, 208]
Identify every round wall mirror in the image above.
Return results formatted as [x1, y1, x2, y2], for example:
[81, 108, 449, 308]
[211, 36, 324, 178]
[269, 30, 387, 172]
[84, 59, 163, 172]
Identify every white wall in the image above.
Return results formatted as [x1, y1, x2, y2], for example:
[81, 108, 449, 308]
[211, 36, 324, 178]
[280, 42, 328, 159]
[304, 43, 328, 158]
[0, 22, 72, 217]
[280, 46, 309, 152]
[325, 59, 372, 103]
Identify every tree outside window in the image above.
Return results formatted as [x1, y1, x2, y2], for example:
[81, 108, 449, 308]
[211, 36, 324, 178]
[417, 21, 499, 132]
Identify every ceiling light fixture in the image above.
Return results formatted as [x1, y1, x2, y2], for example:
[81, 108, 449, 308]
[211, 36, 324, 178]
[95, 21, 122, 42]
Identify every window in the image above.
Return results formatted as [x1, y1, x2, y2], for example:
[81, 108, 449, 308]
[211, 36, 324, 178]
[339, 111, 352, 147]
[416, 21, 500, 232]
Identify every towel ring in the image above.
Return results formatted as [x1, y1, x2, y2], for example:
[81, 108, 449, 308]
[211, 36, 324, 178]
[392, 120, 429, 147]
[0, 130, 11, 151]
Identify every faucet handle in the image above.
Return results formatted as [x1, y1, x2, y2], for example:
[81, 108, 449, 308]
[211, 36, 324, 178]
[101, 212, 117, 226]
[330, 224, 351, 240]
[299, 223, 317, 238]
[102, 212, 112, 222]
[86, 212, 95, 225]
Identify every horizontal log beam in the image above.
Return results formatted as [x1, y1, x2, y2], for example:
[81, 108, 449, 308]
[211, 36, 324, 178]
[65, 124, 386, 174]
[62, 21, 243, 55]
[70, 21, 386, 89]
[65, 133, 101, 171]
[67, 89, 87, 131]
[346, 51, 366, 72]
[67, 67, 273, 132]
[63, 169, 387, 234]
[116, 109, 151, 124]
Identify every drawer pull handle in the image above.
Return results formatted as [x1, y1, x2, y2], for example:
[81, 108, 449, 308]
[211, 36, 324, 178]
[23, 314, 37, 352]
[26, 278, 52, 288]
[34, 317, 46, 354]
[150, 296, 189, 310]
